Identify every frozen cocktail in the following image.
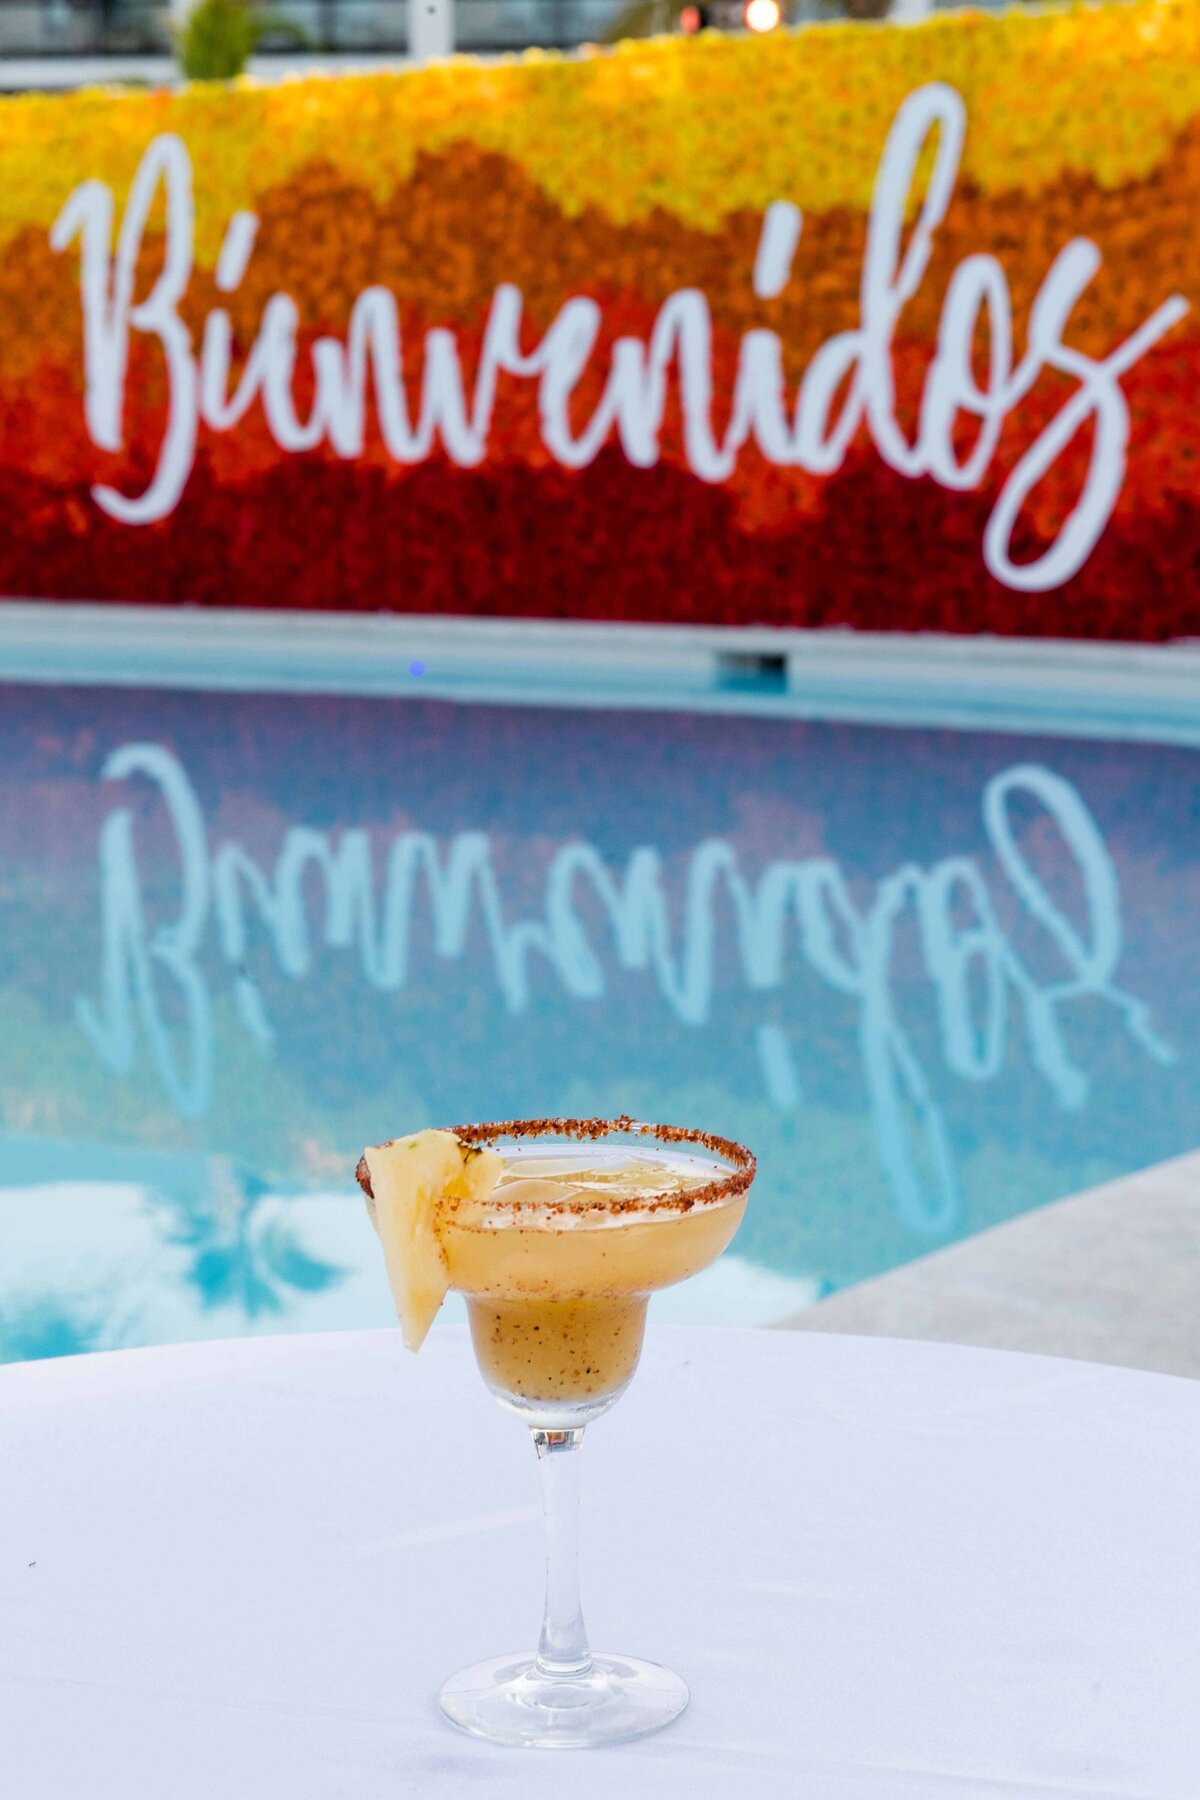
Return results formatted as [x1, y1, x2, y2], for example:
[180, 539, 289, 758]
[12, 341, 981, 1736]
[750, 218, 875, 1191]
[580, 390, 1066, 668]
[356, 1116, 755, 1748]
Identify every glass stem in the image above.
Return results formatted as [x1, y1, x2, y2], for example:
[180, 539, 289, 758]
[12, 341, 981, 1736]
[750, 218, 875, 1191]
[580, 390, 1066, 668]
[532, 1426, 592, 1678]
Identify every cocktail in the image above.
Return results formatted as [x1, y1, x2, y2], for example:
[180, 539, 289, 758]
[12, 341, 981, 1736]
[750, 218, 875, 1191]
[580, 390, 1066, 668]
[356, 1115, 755, 1749]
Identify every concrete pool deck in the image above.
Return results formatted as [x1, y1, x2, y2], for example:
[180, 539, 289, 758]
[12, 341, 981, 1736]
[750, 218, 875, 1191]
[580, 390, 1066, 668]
[780, 1150, 1200, 1379]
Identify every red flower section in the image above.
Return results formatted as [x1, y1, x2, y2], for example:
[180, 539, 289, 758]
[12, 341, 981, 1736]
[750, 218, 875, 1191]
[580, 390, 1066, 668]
[2, 446, 1197, 641]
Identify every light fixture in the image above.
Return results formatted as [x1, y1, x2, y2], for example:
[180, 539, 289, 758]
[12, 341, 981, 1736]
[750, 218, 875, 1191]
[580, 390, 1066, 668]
[745, 0, 782, 31]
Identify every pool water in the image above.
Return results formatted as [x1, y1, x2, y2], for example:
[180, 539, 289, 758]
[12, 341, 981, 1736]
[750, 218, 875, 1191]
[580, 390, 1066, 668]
[1, 678, 1196, 1361]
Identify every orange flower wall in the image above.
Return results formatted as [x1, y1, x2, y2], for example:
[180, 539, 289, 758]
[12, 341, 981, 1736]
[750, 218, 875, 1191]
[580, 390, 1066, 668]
[0, 2, 1197, 636]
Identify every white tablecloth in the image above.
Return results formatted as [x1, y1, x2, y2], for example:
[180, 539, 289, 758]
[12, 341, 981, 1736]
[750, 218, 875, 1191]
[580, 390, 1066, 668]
[1, 1326, 1196, 1798]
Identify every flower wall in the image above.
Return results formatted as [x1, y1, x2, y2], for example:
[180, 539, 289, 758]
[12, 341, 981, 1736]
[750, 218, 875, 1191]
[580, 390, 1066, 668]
[0, 0, 1196, 636]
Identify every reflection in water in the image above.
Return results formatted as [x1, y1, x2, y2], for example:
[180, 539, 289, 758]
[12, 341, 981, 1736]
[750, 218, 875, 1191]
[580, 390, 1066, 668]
[0, 1156, 344, 1360]
[0, 685, 1195, 1360]
[154, 1158, 345, 1319]
[0, 1293, 107, 1361]
[82, 745, 1170, 1235]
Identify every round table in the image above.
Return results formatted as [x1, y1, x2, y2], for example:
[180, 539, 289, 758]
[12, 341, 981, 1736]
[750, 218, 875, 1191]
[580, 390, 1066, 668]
[1, 1326, 1196, 1797]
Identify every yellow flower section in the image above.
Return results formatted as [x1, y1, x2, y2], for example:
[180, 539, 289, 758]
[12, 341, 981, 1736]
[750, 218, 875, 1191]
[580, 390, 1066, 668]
[0, 0, 1196, 259]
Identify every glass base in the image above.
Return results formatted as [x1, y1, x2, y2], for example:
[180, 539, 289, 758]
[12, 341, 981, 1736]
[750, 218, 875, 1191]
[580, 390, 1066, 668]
[439, 1651, 689, 1748]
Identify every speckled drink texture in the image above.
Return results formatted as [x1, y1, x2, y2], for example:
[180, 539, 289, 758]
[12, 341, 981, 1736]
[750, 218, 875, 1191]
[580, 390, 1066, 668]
[357, 1118, 755, 1402]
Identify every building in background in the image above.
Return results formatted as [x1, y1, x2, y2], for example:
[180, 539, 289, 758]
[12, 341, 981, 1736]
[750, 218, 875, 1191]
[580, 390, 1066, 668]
[0, 0, 656, 59]
[0, 0, 957, 63]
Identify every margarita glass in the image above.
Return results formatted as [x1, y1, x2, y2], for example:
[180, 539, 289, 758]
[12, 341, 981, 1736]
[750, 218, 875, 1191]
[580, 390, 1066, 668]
[356, 1116, 755, 1749]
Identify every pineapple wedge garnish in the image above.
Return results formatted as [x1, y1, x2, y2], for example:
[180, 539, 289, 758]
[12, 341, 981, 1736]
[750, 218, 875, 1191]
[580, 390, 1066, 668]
[360, 1130, 502, 1351]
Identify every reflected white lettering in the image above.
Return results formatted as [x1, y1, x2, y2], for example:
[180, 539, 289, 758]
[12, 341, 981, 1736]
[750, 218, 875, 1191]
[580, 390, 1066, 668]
[78, 747, 1172, 1236]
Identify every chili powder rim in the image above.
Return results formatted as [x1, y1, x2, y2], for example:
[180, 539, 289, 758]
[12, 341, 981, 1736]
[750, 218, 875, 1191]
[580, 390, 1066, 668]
[356, 1116, 755, 1216]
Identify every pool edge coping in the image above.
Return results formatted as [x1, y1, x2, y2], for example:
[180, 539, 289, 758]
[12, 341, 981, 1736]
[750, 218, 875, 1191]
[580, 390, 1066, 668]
[0, 602, 1198, 745]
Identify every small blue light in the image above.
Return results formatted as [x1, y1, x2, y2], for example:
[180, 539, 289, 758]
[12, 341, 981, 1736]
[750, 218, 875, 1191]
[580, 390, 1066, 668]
[410, 659, 425, 677]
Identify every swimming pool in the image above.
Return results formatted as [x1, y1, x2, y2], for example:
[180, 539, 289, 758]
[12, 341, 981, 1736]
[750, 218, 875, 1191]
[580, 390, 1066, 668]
[2, 614, 1197, 1362]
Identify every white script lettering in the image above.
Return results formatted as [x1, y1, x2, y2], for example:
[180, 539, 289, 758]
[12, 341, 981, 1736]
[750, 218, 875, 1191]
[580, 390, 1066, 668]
[51, 85, 1188, 592]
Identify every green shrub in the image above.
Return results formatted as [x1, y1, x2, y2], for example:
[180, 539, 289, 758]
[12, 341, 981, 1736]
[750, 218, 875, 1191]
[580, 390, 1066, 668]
[178, 0, 307, 82]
